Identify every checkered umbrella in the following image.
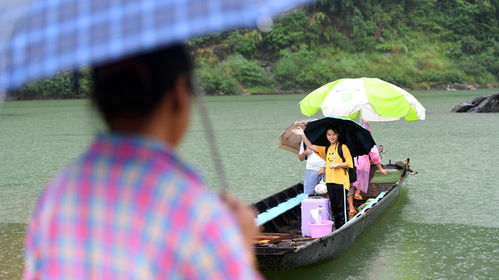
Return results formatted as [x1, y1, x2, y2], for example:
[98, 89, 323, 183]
[0, 0, 313, 92]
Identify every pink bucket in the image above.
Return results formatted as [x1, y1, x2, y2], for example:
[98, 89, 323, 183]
[308, 220, 333, 238]
[301, 198, 330, 237]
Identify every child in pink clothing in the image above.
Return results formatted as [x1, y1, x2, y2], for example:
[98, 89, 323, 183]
[347, 122, 388, 216]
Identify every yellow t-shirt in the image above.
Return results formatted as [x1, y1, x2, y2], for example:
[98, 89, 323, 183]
[314, 144, 353, 190]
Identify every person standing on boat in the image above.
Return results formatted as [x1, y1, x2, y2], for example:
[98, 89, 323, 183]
[294, 127, 353, 229]
[298, 141, 326, 195]
[347, 145, 388, 216]
[24, 44, 261, 279]
[347, 121, 388, 217]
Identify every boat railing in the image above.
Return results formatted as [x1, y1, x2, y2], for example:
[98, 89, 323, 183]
[346, 191, 387, 222]
[255, 193, 308, 226]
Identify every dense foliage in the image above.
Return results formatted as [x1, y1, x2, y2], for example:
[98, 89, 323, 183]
[14, 0, 498, 98]
[13, 70, 91, 100]
[192, 0, 498, 94]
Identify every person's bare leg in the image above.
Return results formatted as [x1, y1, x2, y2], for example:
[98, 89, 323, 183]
[347, 195, 356, 216]
[354, 189, 363, 200]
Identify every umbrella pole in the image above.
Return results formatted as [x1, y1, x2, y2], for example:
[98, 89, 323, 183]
[195, 91, 228, 193]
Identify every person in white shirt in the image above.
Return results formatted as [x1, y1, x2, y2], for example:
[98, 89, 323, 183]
[299, 141, 326, 195]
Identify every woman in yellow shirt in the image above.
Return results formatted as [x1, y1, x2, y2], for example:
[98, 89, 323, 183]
[293, 126, 353, 229]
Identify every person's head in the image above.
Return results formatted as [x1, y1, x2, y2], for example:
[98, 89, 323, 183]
[326, 127, 340, 145]
[91, 43, 193, 146]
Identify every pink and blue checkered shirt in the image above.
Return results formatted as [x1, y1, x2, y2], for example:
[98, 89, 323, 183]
[24, 133, 261, 279]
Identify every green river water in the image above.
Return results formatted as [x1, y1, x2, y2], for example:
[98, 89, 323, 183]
[1, 89, 498, 279]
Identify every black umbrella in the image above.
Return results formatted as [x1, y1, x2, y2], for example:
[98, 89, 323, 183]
[304, 117, 376, 158]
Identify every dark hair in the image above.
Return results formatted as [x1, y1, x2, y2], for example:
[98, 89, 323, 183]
[326, 126, 340, 135]
[326, 126, 341, 139]
[91, 44, 193, 124]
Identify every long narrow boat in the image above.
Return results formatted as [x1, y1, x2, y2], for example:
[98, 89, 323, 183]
[253, 159, 412, 270]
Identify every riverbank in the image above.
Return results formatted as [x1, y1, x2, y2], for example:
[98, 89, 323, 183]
[5, 82, 498, 101]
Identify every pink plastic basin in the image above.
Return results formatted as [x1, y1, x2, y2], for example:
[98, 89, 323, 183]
[308, 220, 333, 238]
[301, 198, 330, 237]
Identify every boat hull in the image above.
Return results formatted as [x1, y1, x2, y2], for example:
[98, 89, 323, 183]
[257, 181, 401, 270]
[254, 161, 409, 270]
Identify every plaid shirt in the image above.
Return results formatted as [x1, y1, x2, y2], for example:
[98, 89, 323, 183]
[24, 133, 261, 279]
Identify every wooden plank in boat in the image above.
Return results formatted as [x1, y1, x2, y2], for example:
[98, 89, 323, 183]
[254, 233, 296, 246]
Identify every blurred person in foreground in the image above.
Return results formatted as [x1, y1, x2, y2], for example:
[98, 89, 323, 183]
[24, 44, 261, 279]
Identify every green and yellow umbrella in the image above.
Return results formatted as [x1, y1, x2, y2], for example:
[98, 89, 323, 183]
[299, 77, 426, 121]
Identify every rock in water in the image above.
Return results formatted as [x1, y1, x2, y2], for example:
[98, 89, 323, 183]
[452, 93, 499, 113]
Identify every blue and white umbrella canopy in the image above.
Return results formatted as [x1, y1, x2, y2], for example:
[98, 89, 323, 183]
[0, 0, 314, 92]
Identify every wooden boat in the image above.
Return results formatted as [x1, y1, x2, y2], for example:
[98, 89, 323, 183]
[253, 159, 412, 271]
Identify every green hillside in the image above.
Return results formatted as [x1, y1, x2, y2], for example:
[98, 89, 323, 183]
[191, 0, 498, 95]
[14, 0, 499, 99]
